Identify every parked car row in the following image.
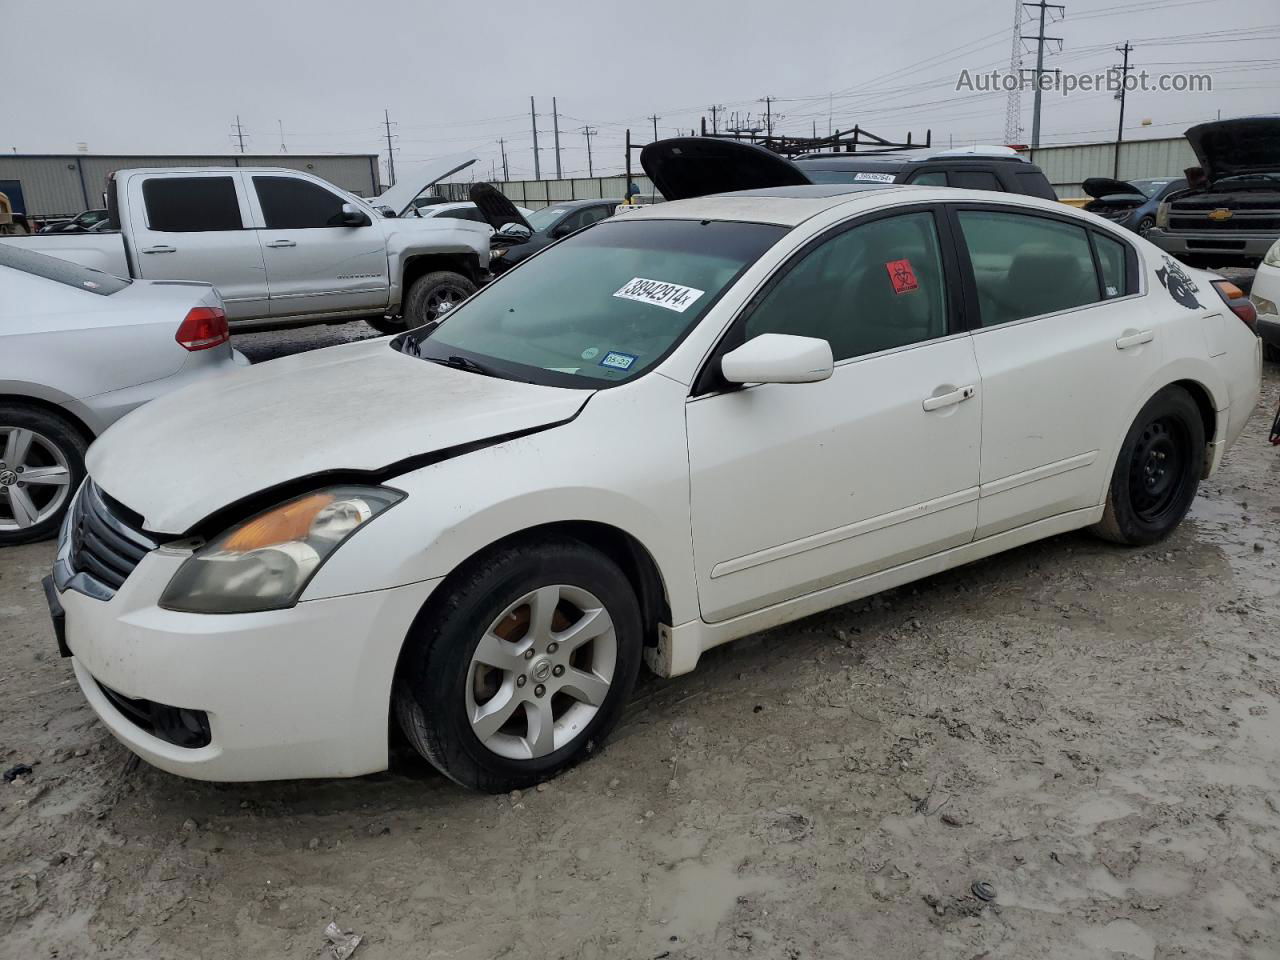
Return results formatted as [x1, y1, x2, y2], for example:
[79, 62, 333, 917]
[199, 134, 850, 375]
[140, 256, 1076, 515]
[37, 136, 1263, 792]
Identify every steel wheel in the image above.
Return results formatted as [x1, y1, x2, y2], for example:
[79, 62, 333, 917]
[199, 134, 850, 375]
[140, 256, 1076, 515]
[0, 425, 73, 533]
[1127, 415, 1189, 525]
[465, 584, 618, 760]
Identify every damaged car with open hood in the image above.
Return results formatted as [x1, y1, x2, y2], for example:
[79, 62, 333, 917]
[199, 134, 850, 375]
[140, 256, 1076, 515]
[45, 136, 1262, 793]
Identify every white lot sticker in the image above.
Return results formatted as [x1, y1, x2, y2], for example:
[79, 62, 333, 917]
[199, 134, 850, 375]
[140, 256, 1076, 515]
[853, 172, 896, 183]
[613, 277, 705, 313]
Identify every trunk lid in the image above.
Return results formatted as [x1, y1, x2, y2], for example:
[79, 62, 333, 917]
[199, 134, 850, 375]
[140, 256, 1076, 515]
[640, 137, 812, 201]
[87, 339, 589, 534]
[1185, 116, 1280, 184]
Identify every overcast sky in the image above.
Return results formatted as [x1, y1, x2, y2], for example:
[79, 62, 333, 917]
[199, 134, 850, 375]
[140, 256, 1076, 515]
[3, 0, 1276, 185]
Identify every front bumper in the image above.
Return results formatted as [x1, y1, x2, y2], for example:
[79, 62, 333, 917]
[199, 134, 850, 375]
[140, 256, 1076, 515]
[57, 554, 440, 782]
[1147, 228, 1277, 261]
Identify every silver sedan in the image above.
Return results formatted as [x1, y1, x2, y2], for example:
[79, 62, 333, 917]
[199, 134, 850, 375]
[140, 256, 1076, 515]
[1, 244, 245, 545]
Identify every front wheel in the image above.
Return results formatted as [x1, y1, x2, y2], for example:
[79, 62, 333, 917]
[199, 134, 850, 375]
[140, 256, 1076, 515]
[402, 271, 477, 329]
[395, 538, 643, 792]
[1091, 386, 1205, 546]
[0, 405, 86, 547]
[1135, 215, 1155, 237]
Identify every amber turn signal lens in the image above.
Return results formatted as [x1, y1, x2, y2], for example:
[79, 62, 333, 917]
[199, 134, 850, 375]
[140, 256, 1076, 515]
[222, 493, 336, 552]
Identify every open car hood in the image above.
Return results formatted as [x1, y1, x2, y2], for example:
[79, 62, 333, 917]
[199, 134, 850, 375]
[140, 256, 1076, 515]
[469, 182, 533, 232]
[1185, 116, 1280, 184]
[640, 137, 811, 201]
[374, 153, 478, 217]
[1082, 177, 1145, 200]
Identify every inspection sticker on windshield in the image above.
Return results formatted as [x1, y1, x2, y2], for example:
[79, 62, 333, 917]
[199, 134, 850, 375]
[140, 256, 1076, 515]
[853, 172, 896, 183]
[599, 351, 638, 371]
[613, 277, 705, 313]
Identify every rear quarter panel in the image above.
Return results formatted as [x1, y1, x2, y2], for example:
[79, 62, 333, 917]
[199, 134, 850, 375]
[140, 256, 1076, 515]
[0, 233, 130, 276]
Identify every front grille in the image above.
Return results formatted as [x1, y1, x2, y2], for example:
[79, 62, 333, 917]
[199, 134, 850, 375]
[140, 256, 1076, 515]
[67, 481, 157, 596]
[1168, 214, 1280, 232]
[95, 678, 211, 748]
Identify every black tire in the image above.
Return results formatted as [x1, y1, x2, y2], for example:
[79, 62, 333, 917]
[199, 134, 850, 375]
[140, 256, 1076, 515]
[1091, 386, 1205, 546]
[1264, 341, 1280, 364]
[0, 404, 88, 547]
[363, 314, 407, 336]
[401, 271, 477, 329]
[394, 537, 643, 793]
[1135, 215, 1155, 237]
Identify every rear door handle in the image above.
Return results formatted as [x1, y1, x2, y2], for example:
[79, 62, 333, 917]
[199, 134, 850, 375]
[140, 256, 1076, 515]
[1116, 329, 1154, 350]
[142, 245, 175, 254]
[265, 239, 296, 248]
[922, 384, 976, 412]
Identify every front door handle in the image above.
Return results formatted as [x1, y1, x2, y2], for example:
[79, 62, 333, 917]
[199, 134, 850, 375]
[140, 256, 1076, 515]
[142, 245, 175, 254]
[1116, 329, 1154, 350]
[922, 384, 976, 412]
[264, 239, 296, 248]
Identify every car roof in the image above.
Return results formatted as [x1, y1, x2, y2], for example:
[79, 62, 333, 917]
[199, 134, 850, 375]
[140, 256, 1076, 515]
[795, 153, 1031, 168]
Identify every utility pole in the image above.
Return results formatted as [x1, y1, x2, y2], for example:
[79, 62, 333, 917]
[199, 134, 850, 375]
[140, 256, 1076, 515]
[1023, 1, 1064, 148]
[552, 96, 562, 179]
[1112, 41, 1134, 178]
[760, 96, 775, 138]
[233, 115, 246, 153]
[581, 126, 597, 177]
[648, 114, 660, 142]
[529, 97, 541, 181]
[497, 137, 509, 180]
[708, 104, 724, 134]
[382, 109, 397, 186]
[277, 119, 287, 153]
[1004, 0, 1024, 143]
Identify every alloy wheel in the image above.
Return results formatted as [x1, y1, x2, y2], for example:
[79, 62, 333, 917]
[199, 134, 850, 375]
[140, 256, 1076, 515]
[0, 426, 73, 532]
[427, 285, 467, 321]
[465, 584, 618, 760]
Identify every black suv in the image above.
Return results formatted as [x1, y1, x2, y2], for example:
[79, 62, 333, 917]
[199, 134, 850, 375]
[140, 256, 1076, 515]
[792, 150, 1058, 200]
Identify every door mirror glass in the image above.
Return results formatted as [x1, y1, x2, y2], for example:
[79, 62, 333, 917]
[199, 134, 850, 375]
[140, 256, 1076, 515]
[721, 333, 833, 385]
[340, 203, 370, 227]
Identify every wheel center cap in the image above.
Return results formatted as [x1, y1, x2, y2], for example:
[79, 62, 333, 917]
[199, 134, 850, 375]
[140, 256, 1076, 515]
[530, 657, 553, 683]
[0, 470, 15, 487]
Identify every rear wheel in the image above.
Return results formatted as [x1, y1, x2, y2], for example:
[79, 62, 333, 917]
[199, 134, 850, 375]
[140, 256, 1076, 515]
[0, 405, 86, 546]
[1091, 386, 1204, 546]
[395, 538, 642, 792]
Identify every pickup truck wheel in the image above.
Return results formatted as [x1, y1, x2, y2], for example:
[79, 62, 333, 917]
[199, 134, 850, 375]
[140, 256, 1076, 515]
[363, 315, 408, 335]
[0, 405, 87, 547]
[403, 271, 477, 329]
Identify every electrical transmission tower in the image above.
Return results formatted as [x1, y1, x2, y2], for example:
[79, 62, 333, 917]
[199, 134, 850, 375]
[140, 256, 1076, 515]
[1004, 0, 1024, 143]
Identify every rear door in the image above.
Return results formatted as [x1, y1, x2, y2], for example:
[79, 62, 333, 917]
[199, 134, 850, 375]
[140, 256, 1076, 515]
[949, 204, 1161, 538]
[248, 174, 389, 319]
[128, 172, 269, 320]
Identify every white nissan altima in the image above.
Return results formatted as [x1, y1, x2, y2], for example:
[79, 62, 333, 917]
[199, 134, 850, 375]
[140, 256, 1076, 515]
[47, 140, 1262, 792]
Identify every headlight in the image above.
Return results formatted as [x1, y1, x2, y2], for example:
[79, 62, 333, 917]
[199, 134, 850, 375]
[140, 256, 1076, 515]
[159, 486, 403, 613]
[490, 246, 508, 260]
[1155, 201, 1170, 230]
[1264, 238, 1280, 268]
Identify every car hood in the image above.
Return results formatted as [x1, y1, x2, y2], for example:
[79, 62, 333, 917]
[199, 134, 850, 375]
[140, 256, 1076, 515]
[1186, 116, 1280, 184]
[373, 153, 478, 217]
[641, 137, 811, 200]
[1082, 177, 1145, 200]
[87, 339, 590, 535]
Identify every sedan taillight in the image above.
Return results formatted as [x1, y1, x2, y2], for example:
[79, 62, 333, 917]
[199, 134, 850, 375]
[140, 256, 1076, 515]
[176, 306, 230, 351]
[1210, 280, 1258, 333]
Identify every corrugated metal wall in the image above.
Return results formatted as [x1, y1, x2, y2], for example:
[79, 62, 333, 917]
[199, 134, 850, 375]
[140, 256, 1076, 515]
[0, 154, 380, 218]
[1023, 137, 1199, 198]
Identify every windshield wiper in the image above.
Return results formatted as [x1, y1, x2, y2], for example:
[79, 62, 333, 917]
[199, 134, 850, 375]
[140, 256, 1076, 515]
[427, 354, 502, 378]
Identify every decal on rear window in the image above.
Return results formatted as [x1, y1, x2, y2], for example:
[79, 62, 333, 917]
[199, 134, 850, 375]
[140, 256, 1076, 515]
[613, 277, 706, 313]
[599, 351, 637, 371]
[853, 172, 896, 183]
[885, 258, 919, 294]
[1155, 256, 1201, 310]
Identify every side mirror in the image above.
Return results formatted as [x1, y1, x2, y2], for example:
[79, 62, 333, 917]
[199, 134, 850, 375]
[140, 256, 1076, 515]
[720, 333, 834, 385]
[339, 203, 371, 227]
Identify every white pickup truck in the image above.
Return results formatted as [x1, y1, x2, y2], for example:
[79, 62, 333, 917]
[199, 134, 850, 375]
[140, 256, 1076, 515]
[0, 156, 492, 333]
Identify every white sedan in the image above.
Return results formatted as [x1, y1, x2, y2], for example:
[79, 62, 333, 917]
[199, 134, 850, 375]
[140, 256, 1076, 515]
[48, 156, 1262, 792]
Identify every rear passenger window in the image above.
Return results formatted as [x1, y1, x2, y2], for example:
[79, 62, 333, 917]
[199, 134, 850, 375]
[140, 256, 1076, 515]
[142, 177, 242, 232]
[1015, 170, 1058, 200]
[958, 210, 1101, 326]
[951, 170, 1002, 191]
[254, 176, 348, 229]
[745, 211, 949, 361]
[1093, 232, 1129, 298]
[908, 171, 948, 186]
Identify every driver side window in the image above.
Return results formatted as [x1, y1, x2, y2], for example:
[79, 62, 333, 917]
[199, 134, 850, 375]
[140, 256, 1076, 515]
[744, 211, 950, 362]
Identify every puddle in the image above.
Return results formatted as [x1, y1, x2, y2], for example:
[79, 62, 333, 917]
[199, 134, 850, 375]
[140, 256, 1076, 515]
[1077, 918, 1156, 959]
[1071, 796, 1137, 831]
[650, 859, 779, 941]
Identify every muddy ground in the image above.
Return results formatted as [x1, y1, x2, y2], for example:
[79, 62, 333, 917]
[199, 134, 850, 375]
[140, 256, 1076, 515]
[1, 361, 1278, 960]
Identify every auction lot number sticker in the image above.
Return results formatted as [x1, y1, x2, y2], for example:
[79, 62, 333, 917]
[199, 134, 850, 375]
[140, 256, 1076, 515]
[613, 277, 706, 313]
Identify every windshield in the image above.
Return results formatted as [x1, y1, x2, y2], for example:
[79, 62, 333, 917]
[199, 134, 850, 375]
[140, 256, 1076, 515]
[400, 219, 785, 387]
[1130, 179, 1174, 198]
[526, 206, 571, 231]
[802, 167, 900, 184]
[0, 243, 130, 295]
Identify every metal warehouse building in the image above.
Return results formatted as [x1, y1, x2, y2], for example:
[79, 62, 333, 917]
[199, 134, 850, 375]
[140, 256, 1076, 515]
[0, 153, 381, 220]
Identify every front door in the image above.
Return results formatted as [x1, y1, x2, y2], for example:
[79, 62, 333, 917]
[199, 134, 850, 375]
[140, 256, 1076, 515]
[687, 208, 982, 623]
[249, 175, 389, 319]
[127, 172, 269, 321]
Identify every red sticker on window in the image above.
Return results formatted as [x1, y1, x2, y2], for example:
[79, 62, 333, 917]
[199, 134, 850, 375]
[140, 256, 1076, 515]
[886, 259, 918, 294]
